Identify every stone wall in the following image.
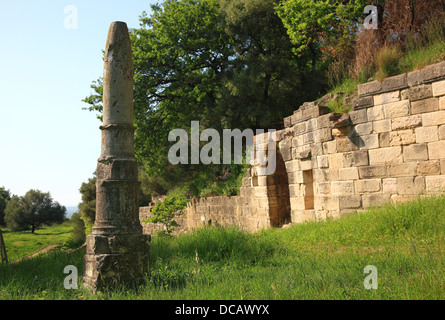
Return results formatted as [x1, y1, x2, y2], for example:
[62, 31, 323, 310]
[139, 205, 188, 236]
[146, 61, 445, 234]
[279, 61, 445, 224]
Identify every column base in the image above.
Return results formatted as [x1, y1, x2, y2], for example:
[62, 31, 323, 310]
[83, 233, 151, 292]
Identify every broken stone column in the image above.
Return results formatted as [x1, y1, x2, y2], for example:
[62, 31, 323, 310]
[83, 21, 150, 291]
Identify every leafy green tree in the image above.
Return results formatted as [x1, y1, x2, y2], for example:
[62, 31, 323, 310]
[83, 0, 318, 194]
[4, 190, 66, 233]
[0, 187, 11, 226]
[275, 0, 367, 67]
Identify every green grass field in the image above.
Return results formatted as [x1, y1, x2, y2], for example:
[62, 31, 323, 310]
[1, 223, 73, 262]
[0, 195, 444, 300]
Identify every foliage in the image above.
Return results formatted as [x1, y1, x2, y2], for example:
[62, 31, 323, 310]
[67, 212, 86, 248]
[78, 175, 96, 236]
[0, 186, 11, 226]
[145, 191, 189, 235]
[4, 190, 66, 234]
[83, 0, 324, 196]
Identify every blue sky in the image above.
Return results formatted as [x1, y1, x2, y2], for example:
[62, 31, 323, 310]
[0, 0, 158, 207]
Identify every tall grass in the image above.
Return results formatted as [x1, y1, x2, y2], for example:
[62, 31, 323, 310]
[0, 195, 444, 300]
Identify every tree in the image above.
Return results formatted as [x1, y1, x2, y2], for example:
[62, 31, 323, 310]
[4, 190, 66, 233]
[78, 175, 96, 235]
[0, 187, 11, 226]
[83, 0, 319, 194]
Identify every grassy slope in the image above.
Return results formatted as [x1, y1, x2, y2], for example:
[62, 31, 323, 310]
[1, 223, 73, 262]
[0, 195, 444, 300]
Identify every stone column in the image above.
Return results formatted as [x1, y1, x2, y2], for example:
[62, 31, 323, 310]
[83, 21, 150, 291]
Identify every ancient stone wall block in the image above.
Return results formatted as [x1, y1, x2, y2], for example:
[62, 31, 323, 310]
[411, 98, 439, 114]
[407, 69, 423, 87]
[382, 178, 397, 194]
[338, 167, 359, 180]
[368, 146, 402, 165]
[422, 110, 445, 127]
[342, 150, 369, 167]
[367, 105, 385, 121]
[355, 179, 381, 193]
[425, 175, 445, 192]
[374, 91, 400, 105]
[317, 182, 331, 194]
[351, 122, 373, 136]
[338, 195, 362, 209]
[387, 162, 418, 177]
[331, 181, 355, 195]
[353, 96, 374, 109]
[383, 100, 410, 119]
[417, 160, 441, 176]
[362, 194, 391, 208]
[329, 153, 344, 168]
[428, 140, 445, 159]
[358, 80, 381, 97]
[407, 84, 433, 101]
[284, 116, 292, 128]
[397, 176, 425, 195]
[323, 140, 337, 154]
[379, 132, 390, 147]
[403, 143, 429, 162]
[349, 109, 368, 124]
[373, 120, 391, 133]
[317, 114, 332, 129]
[317, 155, 329, 168]
[336, 136, 359, 153]
[313, 128, 332, 143]
[422, 61, 445, 83]
[358, 165, 387, 179]
[440, 96, 445, 110]
[382, 74, 407, 92]
[415, 126, 439, 144]
[389, 129, 416, 146]
[391, 115, 422, 130]
[439, 125, 445, 140]
[358, 134, 380, 149]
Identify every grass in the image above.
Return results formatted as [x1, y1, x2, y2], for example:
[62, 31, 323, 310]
[0, 194, 444, 299]
[1, 223, 74, 262]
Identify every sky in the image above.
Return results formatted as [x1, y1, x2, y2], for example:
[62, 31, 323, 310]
[0, 0, 158, 207]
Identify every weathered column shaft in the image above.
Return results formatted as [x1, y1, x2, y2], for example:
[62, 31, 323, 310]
[83, 21, 150, 291]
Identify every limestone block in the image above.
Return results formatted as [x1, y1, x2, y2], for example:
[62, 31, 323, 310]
[329, 153, 344, 168]
[285, 160, 299, 173]
[387, 162, 418, 177]
[353, 96, 374, 109]
[428, 140, 445, 159]
[382, 74, 407, 92]
[299, 159, 312, 171]
[415, 126, 438, 143]
[358, 165, 387, 179]
[313, 128, 332, 143]
[367, 105, 385, 121]
[338, 195, 362, 209]
[383, 100, 410, 119]
[351, 122, 373, 136]
[406, 84, 433, 101]
[425, 175, 445, 192]
[382, 178, 397, 194]
[374, 91, 400, 105]
[358, 80, 381, 97]
[389, 129, 416, 146]
[355, 179, 381, 193]
[422, 110, 445, 126]
[417, 160, 441, 176]
[338, 167, 359, 181]
[324, 140, 337, 154]
[307, 118, 318, 132]
[441, 159, 445, 174]
[379, 132, 390, 147]
[317, 182, 331, 194]
[316, 196, 340, 211]
[391, 115, 422, 130]
[411, 98, 439, 114]
[397, 176, 425, 195]
[373, 120, 391, 133]
[292, 135, 304, 148]
[358, 134, 380, 149]
[288, 171, 304, 184]
[369, 146, 403, 165]
[349, 109, 368, 124]
[331, 181, 355, 195]
[293, 122, 307, 135]
[317, 114, 332, 129]
[342, 150, 369, 167]
[439, 125, 445, 140]
[440, 96, 445, 110]
[332, 126, 352, 138]
[407, 69, 423, 87]
[362, 194, 391, 208]
[317, 155, 329, 169]
[432, 80, 445, 97]
[336, 136, 359, 153]
[421, 61, 445, 83]
[403, 143, 429, 162]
